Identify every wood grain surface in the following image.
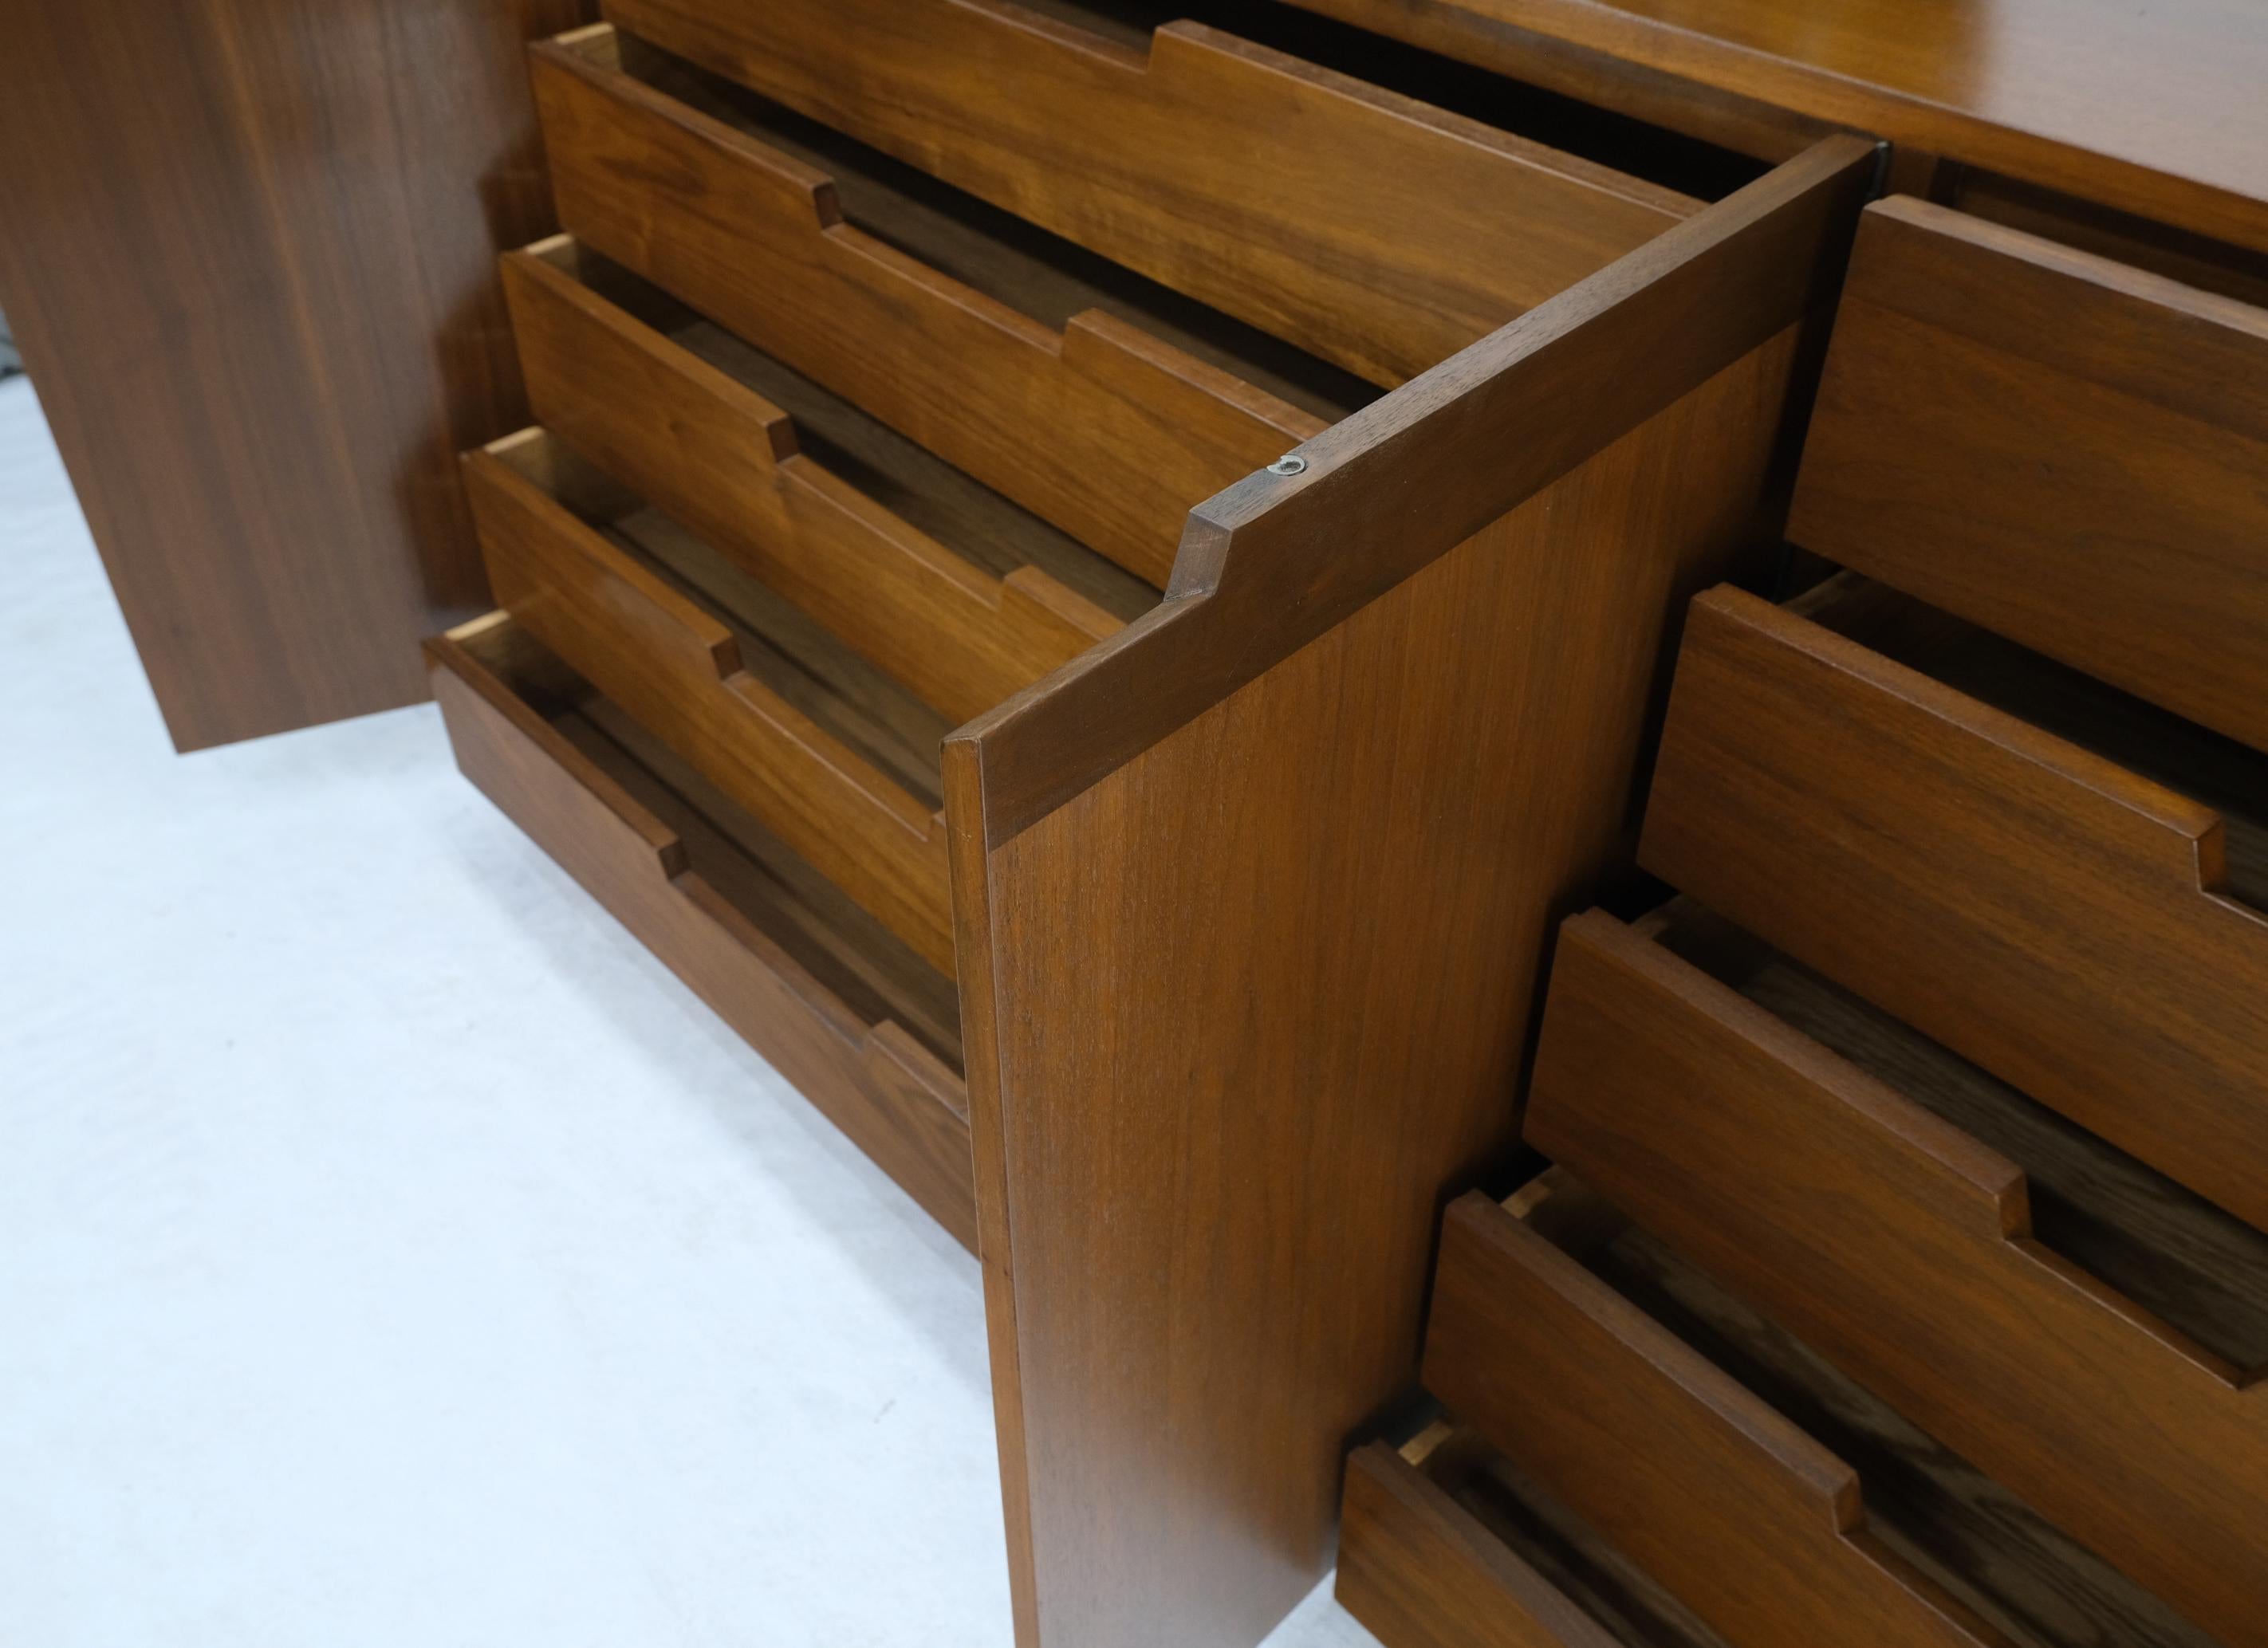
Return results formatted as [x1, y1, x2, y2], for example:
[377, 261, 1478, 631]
[1284, 0, 2268, 258]
[1592, 1213, 2221, 1648]
[1790, 198, 2268, 754]
[0, 0, 593, 749]
[598, 0, 1697, 386]
[530, 25, 1320, 588]
[502, 239, 1121, 724]
[1426, 1194, 2006, 1648]
[944, 136, 1873, 1648]
[428, 619, 975, 1249]
[1338, 1442, 1625, 1648]
[963, 135, 1876, 841]
[1526, 911, 2268, 1646]
[1641, 584, 2268, 1233]
[464, 433, 956, 974]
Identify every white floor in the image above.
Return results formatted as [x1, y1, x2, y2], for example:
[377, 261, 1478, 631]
[0, 378, 1380, 1648]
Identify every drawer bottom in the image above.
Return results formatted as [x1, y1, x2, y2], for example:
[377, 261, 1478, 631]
[427, 613, 975, 1251]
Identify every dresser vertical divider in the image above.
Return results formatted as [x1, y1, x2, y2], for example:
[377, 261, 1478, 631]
[947, 136, 1876, 1648]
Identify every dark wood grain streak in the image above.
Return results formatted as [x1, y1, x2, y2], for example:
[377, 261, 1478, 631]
[1526, 911, 2268, 1647]
[963, 134, 1876, 846]
[600, 0, 1696, 386]
[1426, 1194, 2007, 1648]
[0, 1, 593, 749]
[1641, 586, 2268, 1234]
[1593, 1220, 2219, 1648]
[427, 619, 975, 1250]
[1789, 198, 2268, 754]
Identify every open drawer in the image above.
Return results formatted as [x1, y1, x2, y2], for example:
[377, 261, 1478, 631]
[1338, 1423, 1727, 1648]
[1399, 1174, 2223, 1648]
[1642, 578, 2268, 1235]
[426, 615, 975, 1252]
[1530, 897, 2268, 1646]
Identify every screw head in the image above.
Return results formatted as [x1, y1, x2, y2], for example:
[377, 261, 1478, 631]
[1267, 454, 1308, 477]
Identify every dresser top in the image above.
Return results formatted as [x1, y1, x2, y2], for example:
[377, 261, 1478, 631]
[1293, 0, 2268, 257]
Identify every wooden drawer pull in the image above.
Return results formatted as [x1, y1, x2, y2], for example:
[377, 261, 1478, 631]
[530, 25, 1319, 588]
[600, 0, 1696, 387]
[1426, 1193, 2006, 1648]
[502, 238, 1121, 724]
[1643, 584, 2268, 1233]
[1526, 909, 2268, 1648]
[463, 434, 956, 973]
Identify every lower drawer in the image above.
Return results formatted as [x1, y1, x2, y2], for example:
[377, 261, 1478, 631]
[1338, 1426, 1723, 1648]
[1417, 1176, 2216, 1648]
[427, 612, 975, 1252]
[1527, 903, 2268, 1646]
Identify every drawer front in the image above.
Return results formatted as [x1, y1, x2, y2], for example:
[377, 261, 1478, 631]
[1526, 910, 2268, 1647]
[427, 620, 975, 1251]
[1425, 1194, 1998, 1648]
[1642, 585, 2268, 1233]
[1790, 197, 2268, 754]
[1338, 1443, 1624, 1648]
[502, 239, 1120, 726]
[530, 26, 1316, 588]
[600, 0, 1696, 386]
[463, 433, 956, 975]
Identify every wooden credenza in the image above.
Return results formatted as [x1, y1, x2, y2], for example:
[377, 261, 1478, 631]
[6, 6, 2262, 1648]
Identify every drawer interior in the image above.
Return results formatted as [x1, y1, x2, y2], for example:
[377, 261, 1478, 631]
[449, 617, 964, 1072]
[1794, 576, 2268, 910]
[1500, 1175, 2222, 1648]
[1647, 901, 2268, 1372]
[598, 28, 1378, 427]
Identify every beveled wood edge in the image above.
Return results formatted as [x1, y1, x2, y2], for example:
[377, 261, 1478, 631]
[952, 132, 1880, 848]
[425, 620, 978, 1253]
[939, 737, 1042, 1643]
[1552, 908, 2260, 1389]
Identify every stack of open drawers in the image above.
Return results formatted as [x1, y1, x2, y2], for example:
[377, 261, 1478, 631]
[428, 6, 1894, 1641]
[425, 0, 1769, 1250]
[1340, 200, 2268, 1647]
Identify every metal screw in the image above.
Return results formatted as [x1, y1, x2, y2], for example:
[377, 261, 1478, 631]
[1267, 454, 1307, 477]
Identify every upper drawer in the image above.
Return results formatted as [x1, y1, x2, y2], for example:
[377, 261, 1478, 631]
[1790, 197, 2268, 754]
[593, 0, 1703, 386]
[1643, 580, 2268, 1235]
[1526, 905, 2268, 1648]
[529, 22, 1347, 588]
